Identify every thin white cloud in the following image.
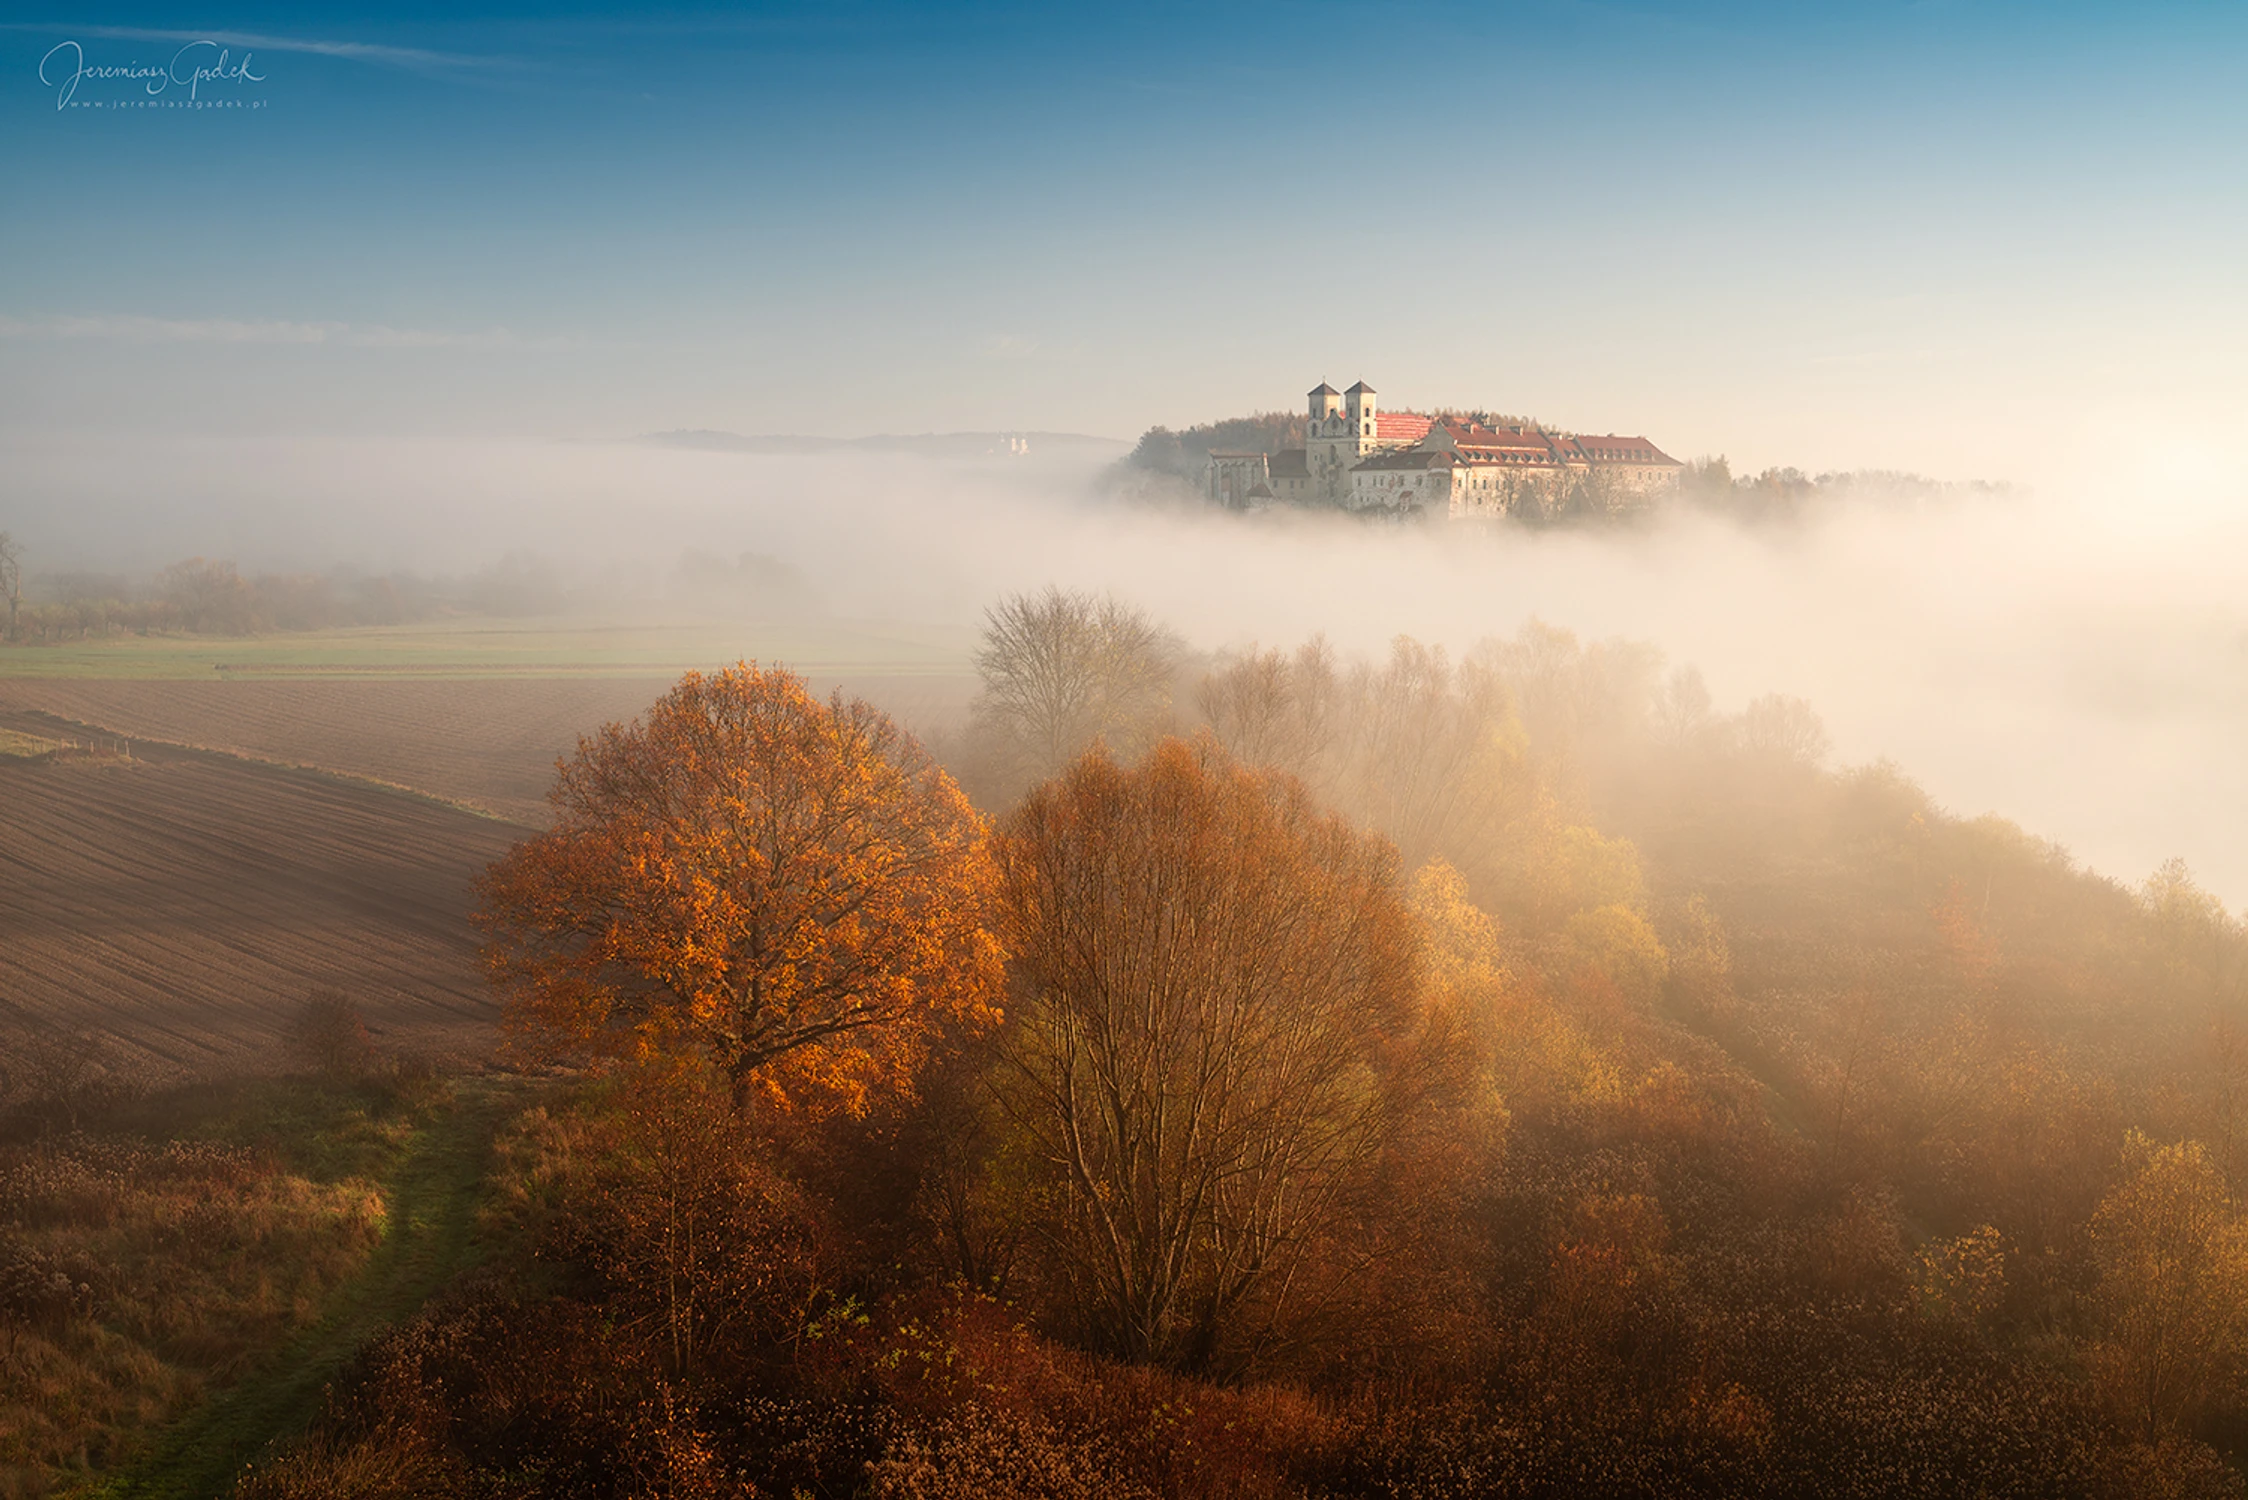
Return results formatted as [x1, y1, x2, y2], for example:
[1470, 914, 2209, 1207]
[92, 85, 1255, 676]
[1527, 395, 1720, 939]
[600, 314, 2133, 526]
[0, 314, 563, 350]
[0, 24, 516, 77]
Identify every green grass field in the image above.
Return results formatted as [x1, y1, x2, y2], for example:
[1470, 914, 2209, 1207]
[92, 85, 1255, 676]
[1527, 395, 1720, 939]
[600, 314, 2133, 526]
[0, 616, 976, 681]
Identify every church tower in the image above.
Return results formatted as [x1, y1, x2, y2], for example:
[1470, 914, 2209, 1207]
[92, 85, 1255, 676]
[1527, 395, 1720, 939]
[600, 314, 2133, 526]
[1306, 381, 1355, 502]
[1344, 381, 1378, 448]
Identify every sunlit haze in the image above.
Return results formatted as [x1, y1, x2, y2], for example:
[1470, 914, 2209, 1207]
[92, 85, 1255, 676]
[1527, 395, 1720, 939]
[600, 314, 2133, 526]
[4, 3, 2245, 906]
[12, 8, 2248, 1494]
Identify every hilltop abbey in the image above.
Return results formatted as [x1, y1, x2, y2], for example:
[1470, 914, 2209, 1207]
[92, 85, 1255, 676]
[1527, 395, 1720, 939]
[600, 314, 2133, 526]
[1206, 380, 1681, 520]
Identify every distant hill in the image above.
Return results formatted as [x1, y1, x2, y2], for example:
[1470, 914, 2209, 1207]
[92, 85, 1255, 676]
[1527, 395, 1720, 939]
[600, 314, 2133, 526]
[1123, 407, 1558, 484]
[637, 429, 1127, 458]
[1124, 413, 2009, 519]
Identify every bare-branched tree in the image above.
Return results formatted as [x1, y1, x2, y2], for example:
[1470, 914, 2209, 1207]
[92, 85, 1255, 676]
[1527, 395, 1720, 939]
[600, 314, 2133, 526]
[1333, 638, 1520, 868]
[995, 736, 1436, 1373]
[968, 587, 1178, 799]
[1193, 636, 1338, 789]
[1199, 635, 1522, 871]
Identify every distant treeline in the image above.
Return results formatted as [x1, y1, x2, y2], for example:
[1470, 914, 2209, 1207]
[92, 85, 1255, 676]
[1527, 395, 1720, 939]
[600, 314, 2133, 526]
[1, 548, 815, 644]
[4, 557, 570, 643]
[1677, 455, 2014, 522]
[1125, 410, 1306, 481]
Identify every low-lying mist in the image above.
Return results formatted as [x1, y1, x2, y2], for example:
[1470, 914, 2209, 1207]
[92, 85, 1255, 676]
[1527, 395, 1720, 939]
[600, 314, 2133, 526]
[8, 428, 2244, 906]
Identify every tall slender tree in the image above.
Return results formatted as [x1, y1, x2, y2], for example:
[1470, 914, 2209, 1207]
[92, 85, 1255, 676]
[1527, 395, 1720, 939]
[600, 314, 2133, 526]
[0, 531, 21, 642]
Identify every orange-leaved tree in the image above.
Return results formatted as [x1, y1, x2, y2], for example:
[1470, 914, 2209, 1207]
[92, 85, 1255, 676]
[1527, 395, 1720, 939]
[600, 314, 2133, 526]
[477, 663, 1003, 1115]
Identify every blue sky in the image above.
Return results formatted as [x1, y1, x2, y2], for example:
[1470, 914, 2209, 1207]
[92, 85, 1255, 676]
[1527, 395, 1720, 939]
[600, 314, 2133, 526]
[4, 2, 2246, 484]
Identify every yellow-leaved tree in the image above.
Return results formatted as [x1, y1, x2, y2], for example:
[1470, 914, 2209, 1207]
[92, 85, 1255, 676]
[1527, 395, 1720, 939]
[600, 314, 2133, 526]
[476, 663, 1003, 1116]
[2087, 1132, 2248, 1440]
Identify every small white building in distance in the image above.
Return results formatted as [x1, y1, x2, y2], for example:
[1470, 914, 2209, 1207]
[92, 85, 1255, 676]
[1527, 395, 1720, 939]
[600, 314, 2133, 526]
[1207, 380, 1681, 520]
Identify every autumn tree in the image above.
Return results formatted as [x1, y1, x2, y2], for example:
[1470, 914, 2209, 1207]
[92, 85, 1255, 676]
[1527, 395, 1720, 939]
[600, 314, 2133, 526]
[2142, 858, 2248, 1006]
[968, 587, 1178, 797]
[993, 735, 1441, 1373]
[1329, 638, 1523, 869]
[1199, 635, 1526, 873]
[159, 557, 259, 634]
[1193, 636, 1339, 787]
[477, 663, 1003, 1115]
[0, 530, 20, 641]
[286, 988, 377, 1080]
[2087, 1132, 2248, 1440]
[1647, 664, 1713, 749]
[1736, 692, 1831, 767]
[538, 1063, 832, 1376]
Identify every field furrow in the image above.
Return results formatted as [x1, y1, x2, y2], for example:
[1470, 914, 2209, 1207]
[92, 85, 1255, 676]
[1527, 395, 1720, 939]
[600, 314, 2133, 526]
[0, 751, 522, 1077]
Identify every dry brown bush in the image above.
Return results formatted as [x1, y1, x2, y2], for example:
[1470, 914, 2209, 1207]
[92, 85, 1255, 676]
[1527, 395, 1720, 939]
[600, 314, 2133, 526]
[284, 990, 377, 1081]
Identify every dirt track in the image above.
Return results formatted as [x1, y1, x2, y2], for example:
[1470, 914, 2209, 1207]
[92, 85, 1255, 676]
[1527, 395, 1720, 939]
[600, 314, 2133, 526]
[0, 731, 522, 1076]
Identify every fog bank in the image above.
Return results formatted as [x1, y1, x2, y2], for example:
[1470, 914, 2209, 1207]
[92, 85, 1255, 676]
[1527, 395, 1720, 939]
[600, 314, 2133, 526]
[7, 430, 2243, 907]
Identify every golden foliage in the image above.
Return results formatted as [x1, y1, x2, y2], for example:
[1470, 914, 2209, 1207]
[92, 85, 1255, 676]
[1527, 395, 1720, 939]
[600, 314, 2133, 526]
[1916, 1223, 2009, 1324]
[1408, 859, 1512, 1010]
[1554, 904, 1671, 1010]
[2087, 1132, 2248, 1440]
[476, 663, 1003, 1117]
[1662, 893, 1735, 1022]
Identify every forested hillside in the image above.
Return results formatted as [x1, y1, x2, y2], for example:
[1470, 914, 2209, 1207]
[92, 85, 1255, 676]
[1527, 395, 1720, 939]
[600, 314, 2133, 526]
[61, 590, 2242, 1499]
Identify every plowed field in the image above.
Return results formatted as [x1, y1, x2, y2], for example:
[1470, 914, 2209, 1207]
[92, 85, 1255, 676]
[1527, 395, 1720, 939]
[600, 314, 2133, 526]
[0, 676, 974, 825]
[0, 740, 520, 1076]
[0, 673, 975, 1074]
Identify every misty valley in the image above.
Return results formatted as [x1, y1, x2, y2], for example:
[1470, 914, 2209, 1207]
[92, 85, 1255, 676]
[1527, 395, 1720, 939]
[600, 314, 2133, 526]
[3, 525, 2246, 1496]
[8, 6, 2248, 1493]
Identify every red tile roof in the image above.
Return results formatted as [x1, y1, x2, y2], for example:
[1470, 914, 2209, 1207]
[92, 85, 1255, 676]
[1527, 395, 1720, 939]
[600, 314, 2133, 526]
[1375, 411, 1433, 443]
[1570, 434, 1679, 465]
[1445, 421, 1562, 460]
[1435, 418, 1676, 468]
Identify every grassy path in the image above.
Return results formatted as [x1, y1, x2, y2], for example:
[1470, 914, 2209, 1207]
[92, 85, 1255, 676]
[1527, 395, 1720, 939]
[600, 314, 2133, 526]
[81, 1077, 517, 1500]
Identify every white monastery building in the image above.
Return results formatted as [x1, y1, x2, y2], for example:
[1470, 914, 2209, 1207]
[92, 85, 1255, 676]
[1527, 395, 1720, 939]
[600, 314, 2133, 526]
[1207, 380, 1682, 519]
